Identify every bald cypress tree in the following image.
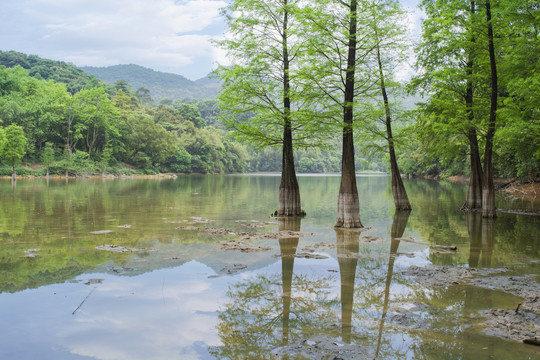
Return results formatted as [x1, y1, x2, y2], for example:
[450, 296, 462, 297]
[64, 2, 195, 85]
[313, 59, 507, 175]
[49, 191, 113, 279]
[217, 0, 324, 216]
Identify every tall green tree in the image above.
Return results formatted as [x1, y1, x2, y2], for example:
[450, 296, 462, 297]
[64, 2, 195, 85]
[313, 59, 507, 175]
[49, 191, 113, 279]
[336, 0, 363, 228]
[366, 0, 411, 210]
[175, 103, 206, 128]
[481, 0, 498, 218]
[412, 0, 491, 211]
[41, 142, 55, 179]
[462, 0, 483, 210]
[302, 0, 379, 227]
[73, 87, 119, 159]
[0, 66, 71, 156]
[119, 112, 176, 167]
[496, 0, 540, 179]
[217, 0, 321, 216]
[0, 124, 27, 182]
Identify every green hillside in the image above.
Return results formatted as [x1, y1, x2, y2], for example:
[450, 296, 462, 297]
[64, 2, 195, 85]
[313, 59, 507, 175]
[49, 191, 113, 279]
[0, 50, 102, 93]
[81, 64, 220, 101]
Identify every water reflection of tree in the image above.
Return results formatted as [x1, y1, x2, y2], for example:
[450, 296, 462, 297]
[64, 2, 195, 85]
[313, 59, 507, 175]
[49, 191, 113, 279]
[466, 212, 494, 268]
[210, 217, 336, 359]
[408, 215, 535, 360]
[374, 210, 410, 358]
[278, 217, 300, 345]
[335, 227, 360, 343]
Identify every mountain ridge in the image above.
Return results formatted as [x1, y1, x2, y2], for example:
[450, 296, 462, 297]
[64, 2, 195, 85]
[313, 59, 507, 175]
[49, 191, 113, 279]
[81, 64, 220, 102]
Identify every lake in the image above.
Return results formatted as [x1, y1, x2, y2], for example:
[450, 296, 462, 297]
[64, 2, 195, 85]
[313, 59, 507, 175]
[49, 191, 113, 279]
[0, 175, 538, 359]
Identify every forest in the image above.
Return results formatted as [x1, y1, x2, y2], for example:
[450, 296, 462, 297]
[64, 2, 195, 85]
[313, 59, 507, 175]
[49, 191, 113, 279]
[0, 51, 383, 177]
[0, 0, 538, 185]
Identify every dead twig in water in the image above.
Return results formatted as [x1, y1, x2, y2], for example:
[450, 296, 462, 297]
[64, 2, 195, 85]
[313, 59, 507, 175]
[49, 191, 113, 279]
[72, 287, 96, 315]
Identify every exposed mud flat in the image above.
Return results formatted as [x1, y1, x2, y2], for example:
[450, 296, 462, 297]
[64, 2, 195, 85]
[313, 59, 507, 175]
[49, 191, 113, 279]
[470, 274, 540, 313]
[386, 302, 432, 330]
[176, 225, 314, 240]
[401, 265, 507, 287]
[90, 230, 114, 234]
[237, 220, 278, 228]
[475, 309, 539, 342]
[401, 265, 540, 344]
[220, 239, 272, 253]
[95, 244, 148, 253]
[294, 252, 329, 259]
[219, 263, 248, 274]
[271, 336, 372, 360]
[301, 241, 336, 253]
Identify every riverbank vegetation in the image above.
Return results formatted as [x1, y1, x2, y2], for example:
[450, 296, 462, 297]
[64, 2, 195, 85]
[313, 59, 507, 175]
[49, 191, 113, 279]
[0, 1, 538, 197]
[0, 53, 385, 178]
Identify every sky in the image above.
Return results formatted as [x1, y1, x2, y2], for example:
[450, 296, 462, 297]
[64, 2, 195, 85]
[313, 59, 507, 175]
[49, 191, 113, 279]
[0, 0, 423, 81]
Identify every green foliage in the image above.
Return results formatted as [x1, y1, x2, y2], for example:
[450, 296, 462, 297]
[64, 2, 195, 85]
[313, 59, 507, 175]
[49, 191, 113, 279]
[99, 146, 113, 173]
[165, 149, 192, 173]
[0, 66, 71, 156]
[41, 142, 55, 174]
[0, 124, 27, 168]
[403, 0, 539, 179]
[175, 103, 206, 128]
[119, 112, 176, 165]
[1, 10, 537, 183]
[73, 86, 120, 158]
[216, 0, 327, 149]
[0, 50, 103, 94]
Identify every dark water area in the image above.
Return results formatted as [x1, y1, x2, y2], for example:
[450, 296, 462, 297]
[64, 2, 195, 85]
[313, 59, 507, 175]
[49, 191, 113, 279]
[0, 175, 538, 359]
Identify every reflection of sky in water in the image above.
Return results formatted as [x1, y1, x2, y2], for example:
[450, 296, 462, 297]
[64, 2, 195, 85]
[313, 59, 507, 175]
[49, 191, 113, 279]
[1, 176, 538, 360]
[1, 261, 227, 360]
[63, 263, 222, 360]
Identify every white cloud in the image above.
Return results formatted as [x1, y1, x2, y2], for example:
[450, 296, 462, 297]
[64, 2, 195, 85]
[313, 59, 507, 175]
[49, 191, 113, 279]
[0, 0, 424, 80]
[0, 0, 227, 79]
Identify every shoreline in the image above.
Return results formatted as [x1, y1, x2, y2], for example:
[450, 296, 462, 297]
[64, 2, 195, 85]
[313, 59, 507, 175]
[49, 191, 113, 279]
[3, 172, 538, 201]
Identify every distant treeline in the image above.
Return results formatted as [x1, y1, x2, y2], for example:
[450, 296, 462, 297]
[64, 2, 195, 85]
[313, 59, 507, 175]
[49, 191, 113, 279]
[0, 54, 384, 177]
[0, 48, 537, 179]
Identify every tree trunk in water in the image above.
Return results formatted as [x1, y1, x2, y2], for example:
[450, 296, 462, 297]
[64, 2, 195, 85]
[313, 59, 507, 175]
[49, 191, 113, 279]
[482, 0, 497, 218]
[275, 1, 304, 217]
[462, 2, 483, 211]
[336, 0, 362, 228]
[336, 131, 362, 228]
[11, 163, 16, 183]
[388, 126, 411, 210]
[277, 126, 304, 216]
[335, 228, 360, 343]
[374, 29, 411, 210]
[463, 129, 483, 210]
[278, 217, 300, 345]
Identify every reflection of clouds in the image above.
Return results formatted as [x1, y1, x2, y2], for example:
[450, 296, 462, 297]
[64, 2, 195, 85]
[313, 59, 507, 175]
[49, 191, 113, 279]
[59, 261, 224, 360]
[395, 248, 432, 268]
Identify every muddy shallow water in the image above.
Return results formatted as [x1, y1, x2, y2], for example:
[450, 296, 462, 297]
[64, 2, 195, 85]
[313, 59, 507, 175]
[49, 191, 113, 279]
[0, 175, 538, 360]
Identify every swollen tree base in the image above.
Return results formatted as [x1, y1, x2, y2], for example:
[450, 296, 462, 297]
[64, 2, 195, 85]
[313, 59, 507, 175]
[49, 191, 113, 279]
[390, 171, 411, 211]
[273, 209, 306, 217]
[461, 183, 483, 211]
[335, 191, 363, 228]
[273, 187, 306, 217]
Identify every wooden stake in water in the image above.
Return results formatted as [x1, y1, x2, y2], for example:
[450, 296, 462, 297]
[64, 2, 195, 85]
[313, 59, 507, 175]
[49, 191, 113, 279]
[72, 287, 96, 315]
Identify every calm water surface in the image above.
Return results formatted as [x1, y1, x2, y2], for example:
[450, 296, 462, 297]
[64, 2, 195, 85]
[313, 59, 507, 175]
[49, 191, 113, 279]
[0, 175, 538, 360]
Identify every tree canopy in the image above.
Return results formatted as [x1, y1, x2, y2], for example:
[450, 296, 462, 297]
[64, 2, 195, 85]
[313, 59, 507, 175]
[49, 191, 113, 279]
[0, 0, 537, 187]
